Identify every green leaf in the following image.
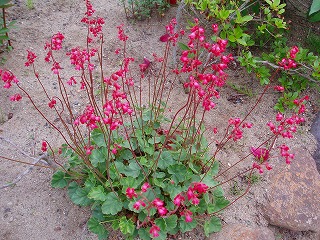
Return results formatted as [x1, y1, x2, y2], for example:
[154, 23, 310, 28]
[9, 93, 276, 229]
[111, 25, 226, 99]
[168, 164, 187, 183]
[164, 184, 183, 200]
[88, 217, 109, 240]
[138, 228, 151, 240]
[179, 218, 197, 233]
[88, 185, 108, 201]
[156, 151, 175, 169]
[178, 42, 190, 50]
[119, 216, 135, 235]
[120, 176, 142, 189]
[101, 192, 123, 215]
[165, 214, 178, 231]
[204, 216, 222, 237]
[0, 0, 11, 5]
[122, 161, 141, 178]
[155, 218, 167, 231]
[309, 10, 320, 22]
[91, 129, 107, 147]
[68, 182, 93, 206]
[309, 0, 320, 16]
[90, 147, 108, 167]
[212, 197, 230, 212]
[51, 170, 68, 188]
[0, 28, 9, 35]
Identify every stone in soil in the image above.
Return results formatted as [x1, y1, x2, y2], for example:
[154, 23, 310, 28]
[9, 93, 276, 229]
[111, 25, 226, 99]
[311, 111, 320, 173]
[262, 147, 320, 232]
[209, 223, 275, 240]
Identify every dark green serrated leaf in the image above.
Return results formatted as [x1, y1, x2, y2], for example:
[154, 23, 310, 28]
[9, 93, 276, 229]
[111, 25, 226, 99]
[165, 214, 178, 231]
[68, 182, 93, 206]
[91, 129, 107, 147]
[156, 151, 175, 169]
[87, 217, 109, 240]
[88, 185, 108, 201]
[51, 170, 68, 188]
[90, 147, 108, 167]
[138, 228, 151, 240]
[168, 164, 187, 183]
[101, 192, 123, 215]
[122, 161, 141, 178]
[119, 216, 135, 235]
[179, 218, 197, 233]
[203, 216, 222, 236]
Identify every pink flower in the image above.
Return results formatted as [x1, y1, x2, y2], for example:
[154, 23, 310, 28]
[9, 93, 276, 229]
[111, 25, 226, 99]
[141, 182, 150, 192]
[139, 57, 151, 73]
[25, 50, 37, 67]
[51, 61, 62, 74]
[290, 46, 299, 59]
[193, 182, 208, 194]
[126, 187, 137, 199]
[84, 145, 94, 155]
[181, 209, 193, 223]
[117, 24, 128, 41]
[41, 141, 47, 152]
[67, 76, 77, 85]
[159, 33, 170, 42]
[48, 98, 57, 108]
[173, 194, 185, 206]
[212, 24, 219, 33]
[250, 147, 269, 162]
[274, 85, 284, 92]
[157, 206, 168, 216]
[111, 148, 117, 154]
[51, 32, 64, 50]
[133, 200, 145, 210]
[191, 197, 200, 205]
[10, 93, 22, 101]
[152, 198, 164, 207]
[149, 224, 160, 238]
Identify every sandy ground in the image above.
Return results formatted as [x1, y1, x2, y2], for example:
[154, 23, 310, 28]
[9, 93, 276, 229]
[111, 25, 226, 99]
[0, 1, 319, 239]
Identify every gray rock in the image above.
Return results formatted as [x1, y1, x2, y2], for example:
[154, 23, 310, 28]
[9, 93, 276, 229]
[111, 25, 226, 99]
[209, 224, 275, 240]
[262, 148, 320, 232]
[311, 112, 320, 172]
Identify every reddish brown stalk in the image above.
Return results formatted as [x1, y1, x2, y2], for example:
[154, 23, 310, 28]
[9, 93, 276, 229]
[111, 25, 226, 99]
[0, 155, 52, 169]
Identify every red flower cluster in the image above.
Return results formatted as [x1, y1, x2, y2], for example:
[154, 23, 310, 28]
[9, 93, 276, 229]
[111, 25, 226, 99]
[159, 18, 181, 45]
[117, 24, 128, 42]
[41, 141, 47, 152]
[252, 96, 307, 172]
[278, 46, 299, 70]
[81, 0, 104, 39]
[9, 93, 22, 101]
[25, 50, 37, 67]
[74, 105, 100, 130]
[1, 70, 19, 89]
[67, 47, 96, 71]
[50, 32, 65, 51]
[149, 224, 160, 238]
[126, 187, 138, 199]
[228, 117, 252, 141]
[48, 98, 57, 108]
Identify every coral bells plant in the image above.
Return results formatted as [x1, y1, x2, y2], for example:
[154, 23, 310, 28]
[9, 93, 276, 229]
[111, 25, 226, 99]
[0, 0, 309, 239]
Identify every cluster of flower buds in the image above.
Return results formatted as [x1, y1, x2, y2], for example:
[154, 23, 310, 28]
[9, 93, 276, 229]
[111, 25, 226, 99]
[252, 95, 308, 172]
[228, 117, 253, 141]
[278, 45, 299, 70]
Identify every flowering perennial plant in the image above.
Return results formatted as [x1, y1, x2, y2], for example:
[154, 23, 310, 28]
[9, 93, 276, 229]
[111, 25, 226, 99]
[1, 0, 309, 239]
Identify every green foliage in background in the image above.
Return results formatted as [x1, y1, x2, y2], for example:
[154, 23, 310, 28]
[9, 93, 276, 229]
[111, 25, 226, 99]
[186, 0, 320, 112]
[121, 0, 170, 20]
